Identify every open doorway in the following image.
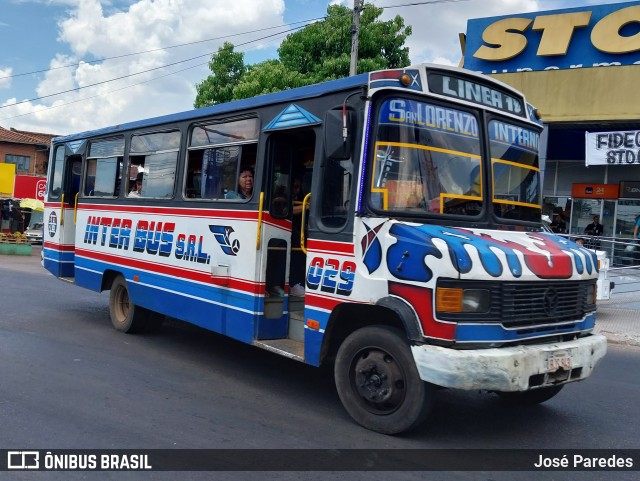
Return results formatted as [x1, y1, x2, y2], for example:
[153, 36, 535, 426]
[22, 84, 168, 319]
[264, 128, 315, 338]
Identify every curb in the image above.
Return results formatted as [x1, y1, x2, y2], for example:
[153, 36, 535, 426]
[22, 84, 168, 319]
[594, 306, 640, 347]
[598, 332, 640, 347]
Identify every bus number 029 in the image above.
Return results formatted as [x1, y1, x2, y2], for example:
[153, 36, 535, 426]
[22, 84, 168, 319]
[306, 257, 356, 296]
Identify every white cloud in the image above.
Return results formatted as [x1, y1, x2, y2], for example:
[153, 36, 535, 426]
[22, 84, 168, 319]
[6, 0, 286, 134]
[4, 0, 584, 135]
[0, 67, 12, 89]
[382, 0, 540, 66]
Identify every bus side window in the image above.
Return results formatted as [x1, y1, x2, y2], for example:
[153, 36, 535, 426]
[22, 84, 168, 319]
[84, 156, 121, 197]
[129, 130, 180, 199]
[186, 145, 256, 201]
[187, 118, 259, 201]
[85, 138, 125, 198]
[49, 146, 65, 199]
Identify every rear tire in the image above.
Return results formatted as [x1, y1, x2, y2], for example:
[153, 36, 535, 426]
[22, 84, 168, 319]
[496, 385, 564, 405]
[108, 275, 154, 333]
[334, 325, 434, 435]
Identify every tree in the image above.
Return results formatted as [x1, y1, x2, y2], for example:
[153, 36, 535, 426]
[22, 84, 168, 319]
[194, 42, 246, 108]
[194, 3, 412, 105]
[278, 4, 411, 82]
[232, 60, 309, 100]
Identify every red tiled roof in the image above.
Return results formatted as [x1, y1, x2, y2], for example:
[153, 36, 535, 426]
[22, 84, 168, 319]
[0, 126, 59, 146]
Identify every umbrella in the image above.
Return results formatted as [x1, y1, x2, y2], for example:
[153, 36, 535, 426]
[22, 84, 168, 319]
[19, 198, 44, 212]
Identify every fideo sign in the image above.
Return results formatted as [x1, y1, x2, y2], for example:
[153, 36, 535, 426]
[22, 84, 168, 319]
[586, 130, 640, 166]
[464, 1, 640, 73]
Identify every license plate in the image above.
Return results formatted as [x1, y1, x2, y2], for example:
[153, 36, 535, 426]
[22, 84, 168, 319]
[547, 350, 572, 372]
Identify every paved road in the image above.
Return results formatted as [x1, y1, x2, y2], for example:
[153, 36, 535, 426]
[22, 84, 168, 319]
[1, 251, 638, 480]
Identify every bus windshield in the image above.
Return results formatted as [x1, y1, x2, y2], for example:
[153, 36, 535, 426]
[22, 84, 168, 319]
[489, 119, 541, 222]
[368, 97, 542, 221]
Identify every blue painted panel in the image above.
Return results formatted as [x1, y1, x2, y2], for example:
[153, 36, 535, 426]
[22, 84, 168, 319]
[43, 247, 75, 277]
[455, 313, 596, 343]
[304, 328, 324, 367]
[73, 256, 259, 343]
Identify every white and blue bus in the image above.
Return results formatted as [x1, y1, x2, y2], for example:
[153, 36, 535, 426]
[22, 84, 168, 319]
[43, 63, 606, 434]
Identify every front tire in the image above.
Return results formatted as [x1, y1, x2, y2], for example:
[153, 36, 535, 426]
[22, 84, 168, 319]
[496, 385, 564, 405]
[109, 275, 154, 333]
[334, 325, 434, 434]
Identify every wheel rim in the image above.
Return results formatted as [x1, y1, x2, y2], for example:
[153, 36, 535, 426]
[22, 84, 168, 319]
[113, 284, 130, 323]
[349, 347, 406, 415]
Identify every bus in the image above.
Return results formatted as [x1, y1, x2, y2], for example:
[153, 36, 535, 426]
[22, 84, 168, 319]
[43, 63, 607, 434]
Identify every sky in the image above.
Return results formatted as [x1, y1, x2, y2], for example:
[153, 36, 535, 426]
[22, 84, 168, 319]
[0, 0, 630, 136]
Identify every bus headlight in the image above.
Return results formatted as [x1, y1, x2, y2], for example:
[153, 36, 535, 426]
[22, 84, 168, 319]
[436, 287, 490, 313]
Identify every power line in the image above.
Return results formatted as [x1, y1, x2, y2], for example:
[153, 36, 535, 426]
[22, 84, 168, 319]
[1, 0, 471, 120]
[0, 17, 325, 82]
[0, 24, 306, 111]
[0, 31, 299, 122]
[1, 63, 205, 121]
[0, 0, 466, 82]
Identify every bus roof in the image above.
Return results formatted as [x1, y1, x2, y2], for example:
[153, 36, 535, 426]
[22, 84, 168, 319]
[53, 73, 370, 143]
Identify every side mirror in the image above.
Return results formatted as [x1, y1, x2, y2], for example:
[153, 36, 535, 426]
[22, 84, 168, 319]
[324, 109, 354, 161]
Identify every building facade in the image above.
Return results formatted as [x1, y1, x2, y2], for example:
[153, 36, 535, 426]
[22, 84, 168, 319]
[0, 126, 57, 233]
[463, 1, 640, 247]
[0, 126, 56, 177]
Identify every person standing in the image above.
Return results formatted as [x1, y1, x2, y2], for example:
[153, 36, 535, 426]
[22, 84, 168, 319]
[584, 215, 603, 236]
[634, 214, 640, 240]
[624, 215, 640, 265]
[550, 213, 566, 233]
[583, 215, 603, 249]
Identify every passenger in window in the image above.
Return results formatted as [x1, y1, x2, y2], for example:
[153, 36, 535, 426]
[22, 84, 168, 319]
[129, 172, 143, 197]
[225, 168, 253, 199]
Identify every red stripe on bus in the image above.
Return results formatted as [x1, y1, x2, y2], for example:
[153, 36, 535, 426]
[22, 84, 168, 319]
[43, 241, 76, 252]
[75, 248, 263, 293]
[307, 239, 355, 255]
[76, 203, 259, 219]
[55, 204, 292, 230]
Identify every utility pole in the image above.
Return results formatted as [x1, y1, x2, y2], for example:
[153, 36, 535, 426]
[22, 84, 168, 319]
[349, 0, 363, 76]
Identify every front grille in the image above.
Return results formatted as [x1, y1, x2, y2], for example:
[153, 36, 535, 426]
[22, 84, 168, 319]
[436, 279, 596, 330]
[499, 281, 594, 328]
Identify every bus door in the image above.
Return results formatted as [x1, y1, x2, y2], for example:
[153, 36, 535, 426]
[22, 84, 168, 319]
[44, 145, 83, 278]
[258, 129, 315, 349]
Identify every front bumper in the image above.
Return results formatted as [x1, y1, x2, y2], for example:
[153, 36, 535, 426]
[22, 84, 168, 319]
[411, 334, 607, 392]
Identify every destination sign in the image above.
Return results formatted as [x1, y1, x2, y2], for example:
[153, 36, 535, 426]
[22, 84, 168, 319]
[427, 72, 525, 117]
